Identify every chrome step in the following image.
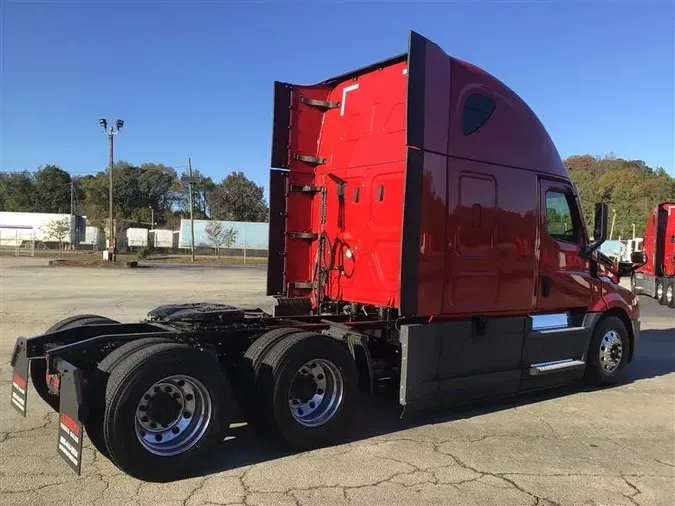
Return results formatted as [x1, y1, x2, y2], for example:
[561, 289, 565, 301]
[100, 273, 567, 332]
[529, 359, 585, 376]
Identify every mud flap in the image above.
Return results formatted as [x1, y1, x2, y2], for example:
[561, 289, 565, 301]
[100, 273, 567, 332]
[55, 360, 87, 475]
[9, 338, 29, 417]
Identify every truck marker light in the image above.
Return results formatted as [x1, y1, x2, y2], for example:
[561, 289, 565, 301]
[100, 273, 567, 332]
[402, 68, 408, 75]
[340, 84, 360, 116]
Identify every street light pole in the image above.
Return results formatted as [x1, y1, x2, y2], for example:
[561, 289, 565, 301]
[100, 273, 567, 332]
[99, 118, 124, 261]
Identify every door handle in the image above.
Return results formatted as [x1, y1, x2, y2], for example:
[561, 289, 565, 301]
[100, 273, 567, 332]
[541, 276, 551, 298]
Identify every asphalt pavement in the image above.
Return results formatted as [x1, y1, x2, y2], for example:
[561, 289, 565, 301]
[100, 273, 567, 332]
[0, 257, 673, 506]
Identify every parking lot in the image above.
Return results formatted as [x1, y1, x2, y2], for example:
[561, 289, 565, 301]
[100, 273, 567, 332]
[0, 256, 673, 506]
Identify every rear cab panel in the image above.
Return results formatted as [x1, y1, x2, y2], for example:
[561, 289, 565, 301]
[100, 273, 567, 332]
[269, 55, 409, 308]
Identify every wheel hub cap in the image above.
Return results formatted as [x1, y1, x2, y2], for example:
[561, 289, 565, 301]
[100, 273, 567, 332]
[146, 391, 182, 426]
[287, 359, 344, 428]
[599, 330, 623, 374]
[135, 375, 212, 456]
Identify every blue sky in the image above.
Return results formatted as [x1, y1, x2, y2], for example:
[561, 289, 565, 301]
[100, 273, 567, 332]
[2, 0, 674, 195]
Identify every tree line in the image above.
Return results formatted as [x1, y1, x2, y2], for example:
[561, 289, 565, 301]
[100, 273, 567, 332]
[564, 154, 675, 239]
[0, 163, 269, 231]
[1, 154, 674, 239]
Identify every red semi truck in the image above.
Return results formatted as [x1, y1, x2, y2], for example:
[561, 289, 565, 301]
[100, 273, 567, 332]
[9, 31, 642, 482]
[630, 202, 675, 307]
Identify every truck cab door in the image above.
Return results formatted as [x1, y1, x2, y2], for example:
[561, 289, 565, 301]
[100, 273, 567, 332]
[519, 179, 595, 378]
[535, 179, 592, 313]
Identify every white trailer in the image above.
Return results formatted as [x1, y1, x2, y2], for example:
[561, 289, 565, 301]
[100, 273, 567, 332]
[149, 229, 176, 249]
[0, 212, 86, 246]
[125, 228, 149, 248]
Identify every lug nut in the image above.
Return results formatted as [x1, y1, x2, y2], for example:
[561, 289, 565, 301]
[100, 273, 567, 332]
[316, 389, 324, 395]
[150, 422, 157, 429]
[139, 405, 147, 412]
[141, 416, 149, 423]
[309, 402, 315, 409]
[155, 434, 162, 442]
[185, 394, 194, 401]
[172, 427, 180, 434]
[183, 411, 192, 419]
[317, 374, 324, 380]
[177, 380, 185, 387]
[154, 387, 161, 393]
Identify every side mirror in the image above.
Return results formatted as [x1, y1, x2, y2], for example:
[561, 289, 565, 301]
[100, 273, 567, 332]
[582, 202, 609, 257]
[593, 202, 608, 242]
[631, 251, 647, 264]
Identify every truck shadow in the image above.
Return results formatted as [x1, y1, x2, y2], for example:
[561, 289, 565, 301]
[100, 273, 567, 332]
[196, 327, 675, 478]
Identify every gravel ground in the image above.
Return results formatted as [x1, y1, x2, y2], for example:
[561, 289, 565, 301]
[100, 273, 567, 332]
[0, 256, 673, 506]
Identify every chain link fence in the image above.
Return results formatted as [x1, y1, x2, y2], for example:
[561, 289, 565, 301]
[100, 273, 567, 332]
[0, 230, 37, 257]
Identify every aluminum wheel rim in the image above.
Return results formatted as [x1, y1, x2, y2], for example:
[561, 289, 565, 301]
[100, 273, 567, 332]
[288, 358, 344, 428]
[667, 285, 674, 304]
[599, 330, 623, 374]
[134, 374, 212, 456]
[657, 283, 663, 299]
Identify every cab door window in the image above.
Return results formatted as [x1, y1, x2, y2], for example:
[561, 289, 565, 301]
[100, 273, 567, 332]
[545, 191, 577, 243]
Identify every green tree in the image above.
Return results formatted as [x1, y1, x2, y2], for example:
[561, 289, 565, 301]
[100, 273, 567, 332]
[204, 221, 238, 257]
[41, 217, 71, 252]
[34, 165, 72, 213]
[0, 171, 37, 211]
[175, 168, 215, 217]
[565, 154, 675, 240]
[208, 171, 269, 222]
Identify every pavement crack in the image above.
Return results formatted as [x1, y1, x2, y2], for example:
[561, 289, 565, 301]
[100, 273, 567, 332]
[183, 476, 208, 506]
[434, 445, 560, 506]
[2, 412, 53, 439]
[621, 476, 641, 506]
[654, 458, 675, 468]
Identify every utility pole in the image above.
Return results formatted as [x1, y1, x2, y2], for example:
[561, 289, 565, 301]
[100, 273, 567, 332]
[99, 118, 124, 261]
[70, 180, 74, 250]
[188, 158, 196, 262]
[181, 159, 202, 262]
[609, 209, 617, 240]
[149, 206, 154, 228]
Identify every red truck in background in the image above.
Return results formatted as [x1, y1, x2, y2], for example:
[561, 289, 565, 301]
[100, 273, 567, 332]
[631, 202, 675, 307]
[9, 30, 642, 482]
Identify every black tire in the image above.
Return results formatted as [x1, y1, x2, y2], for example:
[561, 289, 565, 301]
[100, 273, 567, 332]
[656, 279, 667, 304]
[236, 327, 305, 419]
[102, 342, 234, 482]
[30, 314, 118, 412]
[84, 337, 175, 457]
[256, 332, 359, 452]
[665, 280, 675, 308]
[585, 315, 630, 386]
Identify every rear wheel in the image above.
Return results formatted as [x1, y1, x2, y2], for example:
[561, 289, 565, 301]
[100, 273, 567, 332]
[665, 280, 675, 308]
[102, 342, 234, 482]
[256, 332, 359, 451]
[30, 314, 118, 412]
[84, 337, 175, 457]
[656, 279, 666, 304]
[237, 327, 305, 421]
[585, 316, 629, 385]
